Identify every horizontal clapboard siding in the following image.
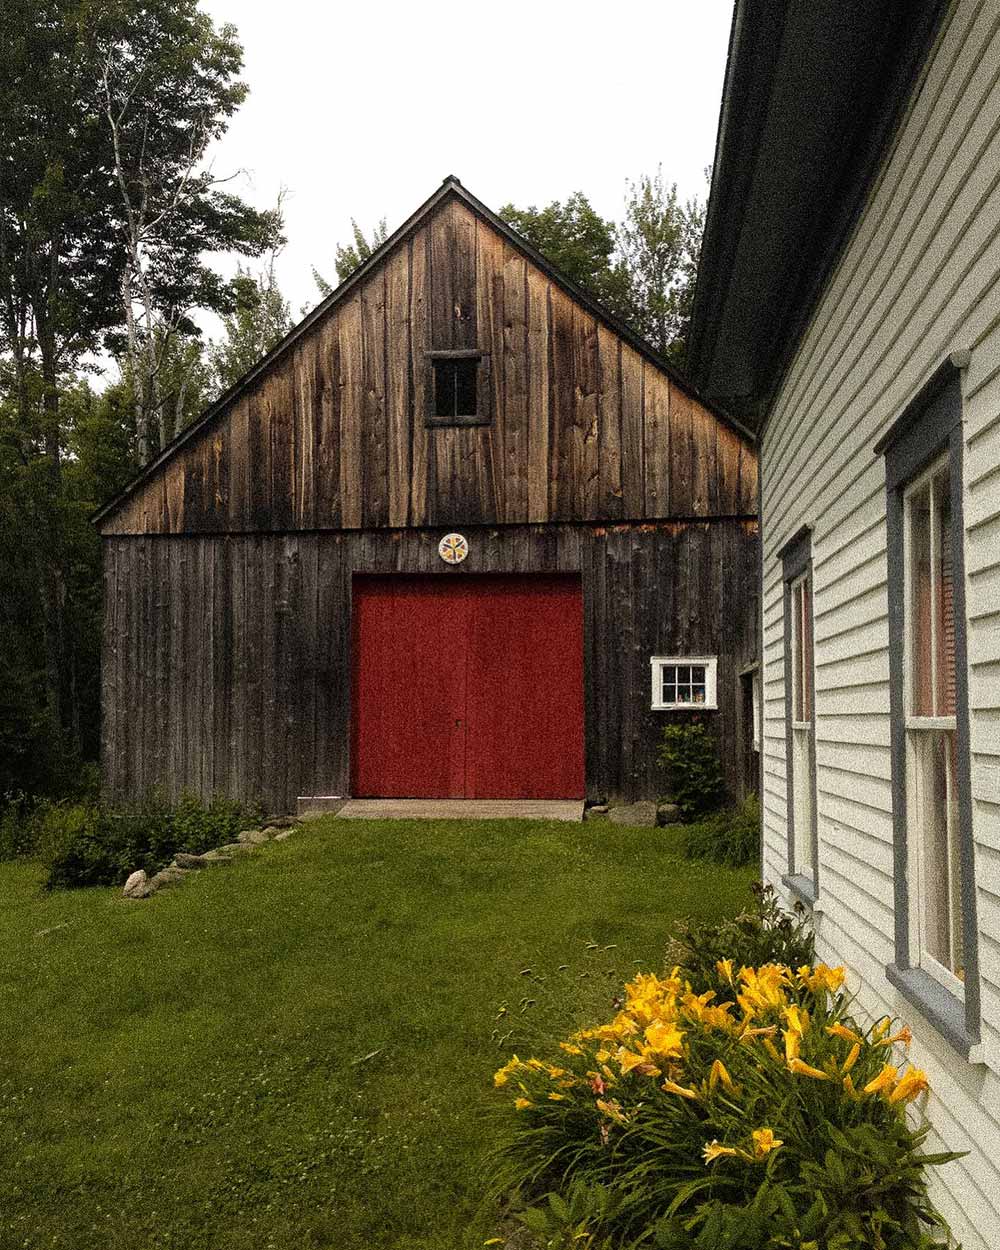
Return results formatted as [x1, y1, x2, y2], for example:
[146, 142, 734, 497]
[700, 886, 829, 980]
[760, 4, 1000, 1247]
[99, 197, 755, 537]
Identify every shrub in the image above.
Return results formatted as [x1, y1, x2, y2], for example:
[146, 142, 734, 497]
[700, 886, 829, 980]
[680, 794, 759, 868]
[493, 960, 958, 1249]
[665, 883, 814, 1000]
[45, 791, 252, 889]
[657, 723, 724, 820]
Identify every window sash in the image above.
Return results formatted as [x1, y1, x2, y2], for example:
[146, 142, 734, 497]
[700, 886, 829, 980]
[650, 656, 718, 710]
[787, 569, 816, 881]
[902, 453, 965, 993]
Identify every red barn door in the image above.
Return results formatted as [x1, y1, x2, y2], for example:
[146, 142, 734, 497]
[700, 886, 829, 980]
[352, 574, 584, 799]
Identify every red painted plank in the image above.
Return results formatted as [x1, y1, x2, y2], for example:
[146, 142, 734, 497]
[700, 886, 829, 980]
[352, 577, 468, 797]
[464, 576, 585, 798]
[351, 573, 584, 799]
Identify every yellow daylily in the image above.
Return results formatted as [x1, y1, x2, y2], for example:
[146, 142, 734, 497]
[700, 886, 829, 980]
[709, 1058, 738, 1093]
[547, 1092, 567, 1101]
[863, 1063, 898, 1096]
[717, 958, 735, 985]
[493, 1056, 522, 1087]
[826, 1022, 863, 1045]
[662, 1078, 699, 1100]
[644, 1019, 685, 1059]
[842, 1042, 861, 1074]
[783, 1028, 801, 1063]
[514, 1097, 534, 1110]
[798, 964, 846, 994]
[751, 1128, 784, 1158]
[877, 1025, 913, 1048]
[559, 1042, 583, 1056]
[888, 1067, 929, 1104]
[702, 1139, 743, 1164]
[787, 1057, 830, 1080]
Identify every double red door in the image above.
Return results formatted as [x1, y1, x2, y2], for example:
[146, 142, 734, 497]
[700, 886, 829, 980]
[352, 574, 584, 799]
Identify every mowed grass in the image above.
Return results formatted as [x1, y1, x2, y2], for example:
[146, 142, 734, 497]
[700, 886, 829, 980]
[0, 817, 754, 1250]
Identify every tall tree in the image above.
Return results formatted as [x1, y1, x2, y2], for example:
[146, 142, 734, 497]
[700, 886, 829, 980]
[500, 193, 632, 319]
[312, 217, 389, 298]
[0, 0, 277, 788]
[211, 251, 292, 393]
[616, 169, 706, 363]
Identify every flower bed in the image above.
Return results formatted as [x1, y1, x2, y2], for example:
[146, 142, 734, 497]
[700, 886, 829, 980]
[494, 957, 957, 1249]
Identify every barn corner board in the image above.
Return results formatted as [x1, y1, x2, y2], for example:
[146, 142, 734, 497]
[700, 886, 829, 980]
[97, 178, 759, 810]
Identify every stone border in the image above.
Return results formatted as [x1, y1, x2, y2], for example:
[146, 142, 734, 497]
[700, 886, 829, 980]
[121, 815, 303, 899]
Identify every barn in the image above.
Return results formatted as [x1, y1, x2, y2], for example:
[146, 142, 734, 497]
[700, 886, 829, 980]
[93, 177, 759, 814]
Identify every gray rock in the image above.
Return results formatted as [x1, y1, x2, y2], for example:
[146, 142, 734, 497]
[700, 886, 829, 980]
[608, 800, 659, 827]
[174, 852, 210, 869]
[122, 869, 151, 899]
[216, 843, 251, 855]
[148, 865, 190, 891]
[584, 807, 609, 822]
[590, 804, 609, 814]
[657, 802, 683, 826]
[199, 849, 236, 863]
[238, 829, 270, 845]
[273, 830, 294, 841]
[262, 814, 299, 829]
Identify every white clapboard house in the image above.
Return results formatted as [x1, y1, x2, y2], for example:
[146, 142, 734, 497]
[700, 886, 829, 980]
[688, 3, 1000, 1247]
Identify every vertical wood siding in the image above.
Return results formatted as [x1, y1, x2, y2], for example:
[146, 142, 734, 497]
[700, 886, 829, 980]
[759, 5, 1000, 1246]
[101, 521, 758, 813]
[98, 198, 755, 537]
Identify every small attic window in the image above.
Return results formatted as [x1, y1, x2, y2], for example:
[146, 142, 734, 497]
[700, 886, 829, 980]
[425, 350, 490, 426]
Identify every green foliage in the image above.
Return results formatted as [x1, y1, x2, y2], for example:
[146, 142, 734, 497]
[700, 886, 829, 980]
[44, 791, 251, 889]
[617, 168, 706, 365]
[313, 217, 390, 295]
[680, 794, 760, 868]
[500, 193, 633, 320]
[492, 948, 958, 1249]
[657, 723, 725, 819]
[211, 254, 293, 391]
[665, 883, 815, 1001]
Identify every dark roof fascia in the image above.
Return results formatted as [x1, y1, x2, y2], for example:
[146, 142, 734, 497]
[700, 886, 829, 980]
[754, 0, 949, 439]
[688, 0, 950, 433]
[94, 178, 753, 528]
[686, 0, 788, 401]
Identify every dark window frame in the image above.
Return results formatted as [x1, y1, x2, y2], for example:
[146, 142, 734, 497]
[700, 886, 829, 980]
[779, 524, 819, 906]
[424, 349, 492, 427]
[879, 358, 981, 1059]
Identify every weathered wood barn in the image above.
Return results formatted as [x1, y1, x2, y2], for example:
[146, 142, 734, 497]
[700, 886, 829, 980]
[94, 177, 758, 813]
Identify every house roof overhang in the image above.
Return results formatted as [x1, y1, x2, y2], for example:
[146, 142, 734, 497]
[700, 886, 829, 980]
[687, 0, 950, 433]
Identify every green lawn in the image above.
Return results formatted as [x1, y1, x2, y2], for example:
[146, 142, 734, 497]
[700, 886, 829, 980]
[0, 817, 754, 1250]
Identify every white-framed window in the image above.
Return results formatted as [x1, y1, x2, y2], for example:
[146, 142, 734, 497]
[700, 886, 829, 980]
[650, 656, 718, 711]
[903, 454, 965, 997]
[752, 669, 761, 754]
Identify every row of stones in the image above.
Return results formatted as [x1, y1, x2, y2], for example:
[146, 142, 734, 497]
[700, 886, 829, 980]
[584, 800, 682, 827]
[122, 816, 303, 899]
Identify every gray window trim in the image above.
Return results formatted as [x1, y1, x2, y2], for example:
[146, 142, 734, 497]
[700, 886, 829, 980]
[780, 525, 819, 901]
[881, 362, 981, 1058]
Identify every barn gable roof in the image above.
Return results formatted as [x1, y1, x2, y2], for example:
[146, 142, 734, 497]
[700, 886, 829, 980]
[93, 177, 752, 527]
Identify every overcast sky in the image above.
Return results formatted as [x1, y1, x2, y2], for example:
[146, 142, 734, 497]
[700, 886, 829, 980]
[197, 0, 733, 321]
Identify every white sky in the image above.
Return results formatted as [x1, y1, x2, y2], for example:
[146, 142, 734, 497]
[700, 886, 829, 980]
[197, 0, 733, 321]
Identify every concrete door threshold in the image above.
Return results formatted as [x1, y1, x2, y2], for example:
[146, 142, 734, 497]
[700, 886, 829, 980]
[333, 798, 584, 822]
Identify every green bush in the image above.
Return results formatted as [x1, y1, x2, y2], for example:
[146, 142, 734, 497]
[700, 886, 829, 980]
[665, 883, 814, 1002]
[680, 794, 760, 868]
[657, 723, 724, 820]
[493, 952, 958, 1249]
[45, 791, 252, 889]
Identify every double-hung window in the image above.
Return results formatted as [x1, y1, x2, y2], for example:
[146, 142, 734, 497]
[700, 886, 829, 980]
[780, 527, 818, 901]
[879, 358, 980, 1057]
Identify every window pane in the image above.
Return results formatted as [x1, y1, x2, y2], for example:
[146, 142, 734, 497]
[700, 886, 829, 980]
[793, 582, 804, 722]
[801, 578, 813, 723]
[936, 471, 956, 717]
[455, 357, 478, 414]
[913, 729, 963, 977]
[909, 481, 934, 716]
